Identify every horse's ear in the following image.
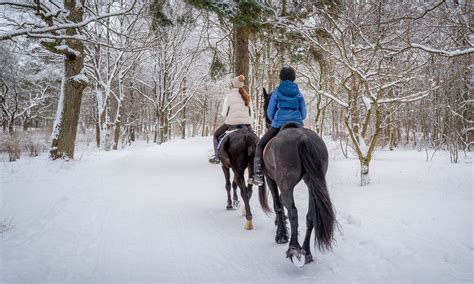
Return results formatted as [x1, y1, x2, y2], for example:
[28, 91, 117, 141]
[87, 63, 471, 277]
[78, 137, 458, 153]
[263, 88, 269, 98]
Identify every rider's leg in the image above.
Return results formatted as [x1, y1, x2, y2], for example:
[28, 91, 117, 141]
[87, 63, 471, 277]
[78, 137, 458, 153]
[209, 124, 229, 163]
[250, 127, 279, 185]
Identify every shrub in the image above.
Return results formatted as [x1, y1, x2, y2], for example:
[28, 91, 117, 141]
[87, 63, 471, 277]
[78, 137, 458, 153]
[1, 135, 21, 162]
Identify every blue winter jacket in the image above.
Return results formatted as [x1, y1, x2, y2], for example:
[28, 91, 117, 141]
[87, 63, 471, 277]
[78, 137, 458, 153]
[267, 80, 307, 128]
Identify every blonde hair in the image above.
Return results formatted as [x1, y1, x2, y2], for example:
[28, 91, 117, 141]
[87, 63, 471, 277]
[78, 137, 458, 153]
[237, 75, 250, 106]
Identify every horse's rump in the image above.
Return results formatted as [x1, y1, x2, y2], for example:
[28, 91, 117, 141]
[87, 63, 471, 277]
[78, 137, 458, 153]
[219, 128, 257, 169]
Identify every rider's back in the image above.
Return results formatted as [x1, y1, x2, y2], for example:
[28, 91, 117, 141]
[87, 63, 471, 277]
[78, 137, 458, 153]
[222, 89, 253, 126]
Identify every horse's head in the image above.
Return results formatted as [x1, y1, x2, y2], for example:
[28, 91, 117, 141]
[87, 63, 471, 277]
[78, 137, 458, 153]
[262, 88, 272, 129]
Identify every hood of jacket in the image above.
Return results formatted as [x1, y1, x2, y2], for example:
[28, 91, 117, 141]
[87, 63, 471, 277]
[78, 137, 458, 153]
[276, 80, 301, 98]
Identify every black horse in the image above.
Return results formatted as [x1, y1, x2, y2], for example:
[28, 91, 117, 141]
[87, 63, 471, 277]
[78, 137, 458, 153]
[219, 126, 270, 230]
[258, 88, 336, 266]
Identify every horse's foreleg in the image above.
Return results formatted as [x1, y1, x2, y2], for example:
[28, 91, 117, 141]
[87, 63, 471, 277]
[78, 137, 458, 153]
[222, 166, 233, 210]
[266, 176, 288, 244]
[235, 173, 253, 230]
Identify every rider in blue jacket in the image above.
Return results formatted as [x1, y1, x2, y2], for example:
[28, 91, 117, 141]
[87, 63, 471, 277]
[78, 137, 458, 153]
[250, 66, 306, 186]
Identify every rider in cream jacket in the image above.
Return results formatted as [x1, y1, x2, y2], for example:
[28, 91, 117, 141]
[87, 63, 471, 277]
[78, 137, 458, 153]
[221, 88, 254, 125]
[209, 75, 254, 164]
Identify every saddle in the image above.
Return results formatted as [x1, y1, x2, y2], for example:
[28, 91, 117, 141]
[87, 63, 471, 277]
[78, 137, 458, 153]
[263, 122, 302, 157]
[280, 122, 302, 131]
[217, 124, 251, 152]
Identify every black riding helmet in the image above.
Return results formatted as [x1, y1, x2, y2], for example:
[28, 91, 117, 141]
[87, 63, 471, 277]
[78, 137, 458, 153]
[279, 66, 296, 82]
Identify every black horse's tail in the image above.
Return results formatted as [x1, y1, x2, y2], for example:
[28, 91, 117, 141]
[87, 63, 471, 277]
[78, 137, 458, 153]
[245, 132, 272, 214]
[299, 137, 336, 252]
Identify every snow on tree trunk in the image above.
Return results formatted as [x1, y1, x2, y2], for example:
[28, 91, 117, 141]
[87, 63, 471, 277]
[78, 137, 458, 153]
[50, 56, 86, 159]
[113, 115, 121, 150]
[113, 82, 123, 150]
[360, 159, 370, 186]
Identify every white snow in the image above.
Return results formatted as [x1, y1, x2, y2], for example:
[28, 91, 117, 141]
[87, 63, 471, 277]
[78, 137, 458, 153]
[317, 90, 349, 108]
[410, 43, 474, 57]
[357, 130, 368, 155]
[72, 73, 88, 84]
[361, 95, 372, 111]
[1, 137, 472, 283]
[56, 45, 81, 57]
[50, 73, 65, 141]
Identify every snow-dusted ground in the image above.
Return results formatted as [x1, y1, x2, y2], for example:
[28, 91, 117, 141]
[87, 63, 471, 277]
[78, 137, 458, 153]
[1, 137, 472, 283]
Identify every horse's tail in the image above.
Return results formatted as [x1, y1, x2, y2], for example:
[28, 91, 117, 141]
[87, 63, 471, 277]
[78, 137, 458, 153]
[245, 132, 272, 214]
[299, 136, 336, 252]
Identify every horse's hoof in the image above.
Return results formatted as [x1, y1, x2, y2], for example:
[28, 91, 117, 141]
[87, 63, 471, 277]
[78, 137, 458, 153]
[226, 205, 233, 210]
[233, 200, 240, 208]
[275, 235, 289, 244]
[304, 253, 314, 264]
[286, 247, 306, 268]
[244, 220, 253, 230]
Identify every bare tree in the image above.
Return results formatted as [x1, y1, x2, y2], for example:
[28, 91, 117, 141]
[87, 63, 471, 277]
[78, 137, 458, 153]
[0, 0, 136, 159]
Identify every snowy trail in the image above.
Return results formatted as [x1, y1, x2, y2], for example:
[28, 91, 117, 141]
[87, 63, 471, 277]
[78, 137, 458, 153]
[1, 137, 472, 283]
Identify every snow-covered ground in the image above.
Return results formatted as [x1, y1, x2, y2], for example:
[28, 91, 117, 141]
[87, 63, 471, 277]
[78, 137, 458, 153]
[1, 137, 472, 283]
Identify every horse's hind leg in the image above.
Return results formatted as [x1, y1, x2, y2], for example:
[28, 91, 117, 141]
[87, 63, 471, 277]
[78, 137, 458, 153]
[222, 166, 233, 210]
[232, 178, 239, 208]
[281, 185, 305, 266]
[302, 177, 315, 264]
[246, 160, 254, 200]
[266, 176, 288, 244]
[235, 172, 253, 230]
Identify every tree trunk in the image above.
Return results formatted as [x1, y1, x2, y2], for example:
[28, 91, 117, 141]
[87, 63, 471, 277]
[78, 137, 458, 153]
[201, 97, 207, 136]
[50, 0, 86, 160]
[234, 25, 250, 85]
[95, 122, 100, 148]
[181, 104, 186, 139]
[23, 119, 29, 131]
[112, 103, 122, 150]
[131, 126, 135, 142]
[8, 116, 14, 135]
[154, 108, 159, 143]
[159, 109, 165, 144]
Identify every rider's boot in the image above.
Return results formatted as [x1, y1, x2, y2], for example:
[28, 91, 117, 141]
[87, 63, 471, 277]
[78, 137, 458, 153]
[250, 157, 264, 186]
[208, 138, 220, 164]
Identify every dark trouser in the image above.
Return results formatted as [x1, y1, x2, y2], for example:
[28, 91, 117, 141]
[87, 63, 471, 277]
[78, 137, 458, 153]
[214, 124, 230, 139]
[256, 127, 280, 160]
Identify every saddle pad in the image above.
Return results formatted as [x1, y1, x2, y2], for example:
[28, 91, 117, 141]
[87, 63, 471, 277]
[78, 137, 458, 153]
[217, 129, 239, 151]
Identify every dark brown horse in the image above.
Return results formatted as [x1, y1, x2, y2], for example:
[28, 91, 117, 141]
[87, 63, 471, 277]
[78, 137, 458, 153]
[259, 88, 336, 267]
[219, 126, 270, 230]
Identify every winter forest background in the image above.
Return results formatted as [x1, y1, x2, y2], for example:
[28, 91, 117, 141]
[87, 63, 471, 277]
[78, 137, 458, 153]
[0, 0, 472, 282]
[1, 0, 472, 176]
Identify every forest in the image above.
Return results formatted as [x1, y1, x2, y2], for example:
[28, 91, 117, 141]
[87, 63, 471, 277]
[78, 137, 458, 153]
[1, 0, 471, 184]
